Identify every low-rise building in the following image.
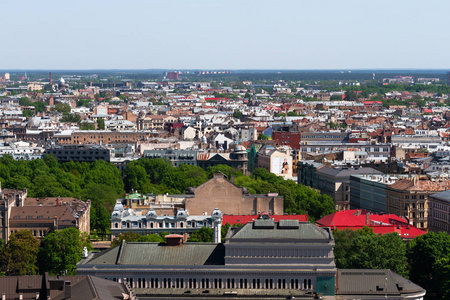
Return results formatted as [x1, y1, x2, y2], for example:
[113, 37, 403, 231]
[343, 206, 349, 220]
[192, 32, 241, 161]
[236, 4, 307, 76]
[46, 144, 110, 163]
[197, 146, 248, 175]
[143, 148, 197, 166]
[0, 187, 90, 241]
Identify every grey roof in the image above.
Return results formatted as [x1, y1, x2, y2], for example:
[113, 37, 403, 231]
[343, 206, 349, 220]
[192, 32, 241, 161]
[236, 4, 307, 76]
[430, 189, 450, 202]
[227, 220, 333, 241]
[337, 269, 425, 296]
[0, 274, 127, 300]
[82, 242, 225, 266]
[317, 166, 383, 178]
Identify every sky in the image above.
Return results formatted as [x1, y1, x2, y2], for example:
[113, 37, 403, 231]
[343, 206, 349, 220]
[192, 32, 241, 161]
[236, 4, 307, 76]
[0, 0, 449, 70]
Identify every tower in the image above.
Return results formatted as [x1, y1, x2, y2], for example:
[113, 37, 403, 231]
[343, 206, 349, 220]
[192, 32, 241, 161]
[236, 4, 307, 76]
[211, 208, 223, 244]
[49, 72, 52, 85]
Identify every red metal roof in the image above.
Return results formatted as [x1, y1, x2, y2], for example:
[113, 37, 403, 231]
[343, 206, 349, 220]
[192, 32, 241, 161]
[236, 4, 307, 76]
[316, 210, 425, 239]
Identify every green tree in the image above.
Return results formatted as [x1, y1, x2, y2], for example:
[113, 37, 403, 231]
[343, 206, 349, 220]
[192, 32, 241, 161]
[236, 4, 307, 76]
[408, 231, 450, 298]
[0, 230, 40, 275]
[60, 113, 81, 123]
[81, 183, 119, 213]
[97, 118, 105, 130]
[333, 228, 366, 269]
[347, 232, 408, 277]
[52, 103, 71, 113]
[79, 122, 95, 130]
[38, 228, 88, 275]
[111, 232, 142, 247]
[206, 164, 243, 179]
[22, 110, 33, 117]
[345, 91, 358, 101]
[137, 234, 165, 243]
[258, 133, 269, 140]
[188, 227, 213, 243]
[435, 256, 450, 299]
[77, 99, 91, 107]
[90, 203, 111, 236]
[233, 109, 242, 119]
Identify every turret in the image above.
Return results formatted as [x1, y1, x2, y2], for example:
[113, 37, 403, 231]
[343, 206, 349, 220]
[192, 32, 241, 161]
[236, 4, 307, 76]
[211, 208, 223, 244]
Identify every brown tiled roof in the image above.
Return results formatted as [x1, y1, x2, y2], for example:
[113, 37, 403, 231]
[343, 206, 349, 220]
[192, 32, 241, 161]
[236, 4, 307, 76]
[389, 178, 450, 192]
[25, 197, 80, 206]
[10, 206, 76, 222]
[389, 179, 414, 191]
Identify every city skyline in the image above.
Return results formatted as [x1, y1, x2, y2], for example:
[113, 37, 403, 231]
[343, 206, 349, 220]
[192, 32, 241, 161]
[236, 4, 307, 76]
[1, 0, 449, 70]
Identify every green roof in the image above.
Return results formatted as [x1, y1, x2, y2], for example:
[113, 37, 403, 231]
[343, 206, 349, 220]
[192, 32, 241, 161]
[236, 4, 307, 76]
[126, 193, 144, 199]
[82, 242, 225, 266]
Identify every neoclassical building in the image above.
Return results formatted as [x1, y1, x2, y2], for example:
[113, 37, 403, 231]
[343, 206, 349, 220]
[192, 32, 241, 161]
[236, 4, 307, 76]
[78, 214, 337, 297]
[79, 213, 426, 299]
[110, 202, 218, 241]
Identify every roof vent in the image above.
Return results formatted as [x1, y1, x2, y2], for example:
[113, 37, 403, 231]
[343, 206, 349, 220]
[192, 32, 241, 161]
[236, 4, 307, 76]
[253, 219, 275, 229]
[278, 219, 300, 229]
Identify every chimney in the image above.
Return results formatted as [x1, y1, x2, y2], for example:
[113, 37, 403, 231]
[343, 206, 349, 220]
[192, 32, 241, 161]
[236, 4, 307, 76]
[49, 72, 52, 86]
[366, 213, 369, 225]
[165, 234, 183, 246]
[64, 281, 72, 299]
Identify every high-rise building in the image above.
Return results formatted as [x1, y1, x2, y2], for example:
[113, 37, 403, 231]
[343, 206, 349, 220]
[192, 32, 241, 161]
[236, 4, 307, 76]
[168, 71, 179, 80]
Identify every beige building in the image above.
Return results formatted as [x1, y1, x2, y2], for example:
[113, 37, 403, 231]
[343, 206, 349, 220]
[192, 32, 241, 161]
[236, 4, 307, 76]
[137, 115, 178, 130]
[386, 177, 450, 230]
[0, 186, 90, 241]
[59, 130, 161, 144]
[27, 82, 45, 91]
[184, 173, 283, 215]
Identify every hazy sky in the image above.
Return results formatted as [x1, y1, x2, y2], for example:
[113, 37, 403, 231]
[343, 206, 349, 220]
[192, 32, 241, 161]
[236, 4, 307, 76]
[1, 0, 449, 70]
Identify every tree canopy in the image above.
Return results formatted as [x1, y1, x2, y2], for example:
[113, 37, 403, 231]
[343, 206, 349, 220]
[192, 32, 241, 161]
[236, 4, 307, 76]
[408, 231, 450, 299]
[0, 230, 40, 276]
[38, 228, 90, 275]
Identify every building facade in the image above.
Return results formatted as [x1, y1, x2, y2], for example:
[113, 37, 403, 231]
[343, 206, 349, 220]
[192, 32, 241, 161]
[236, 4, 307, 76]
[184, 173, 283, 216]
[298, 161, 382, 210]
[78, 217, 337, 297]
[46, 144, 110, 163]
[143, 148, 197, 166]
[428, 190, 450, 233]
[110, 204, 216, 241]
[0, 188, 90, 241]
[385, 178, 450, 230]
